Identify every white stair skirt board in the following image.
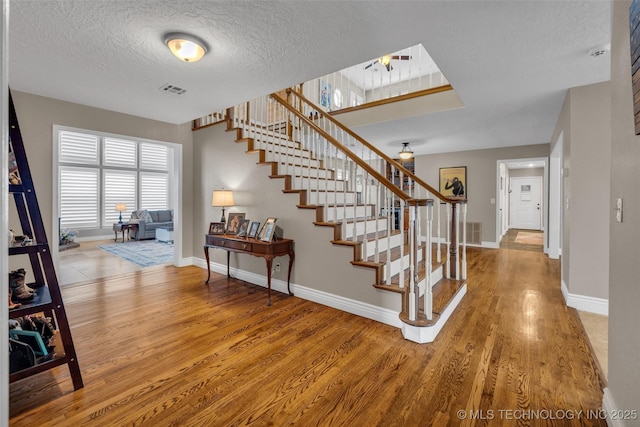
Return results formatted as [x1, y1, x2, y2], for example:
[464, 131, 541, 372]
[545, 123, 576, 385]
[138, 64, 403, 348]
[193, 258, 403, 328]
[602, 388, 628, 427]
[561, 280, 609, 316]
[401, 284, 467, 344]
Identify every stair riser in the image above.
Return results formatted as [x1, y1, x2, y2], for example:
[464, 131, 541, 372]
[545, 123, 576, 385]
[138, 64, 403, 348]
[264, 151, 322, 169]
[343, 218, 389, 239]
[308, 192, 356, 205]
[293, 178, 345, 192]
[325, 205, 373, 221]
[364, 233, 404, 254]
[277, 164, 333, 179]
[382, 251, 425, 278]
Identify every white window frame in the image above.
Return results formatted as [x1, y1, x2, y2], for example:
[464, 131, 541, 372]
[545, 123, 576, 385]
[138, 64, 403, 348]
[55, 127, 172, 232]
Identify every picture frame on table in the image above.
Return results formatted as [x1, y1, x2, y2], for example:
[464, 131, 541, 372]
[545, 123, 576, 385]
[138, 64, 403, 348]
[257, 217, 277, 241]
[226, 213, 246, 235]
[439, 166, 467, 200]
[208, 222, 225, 235]
[248, 221, 261, 239]
[237, 219, 251, 237]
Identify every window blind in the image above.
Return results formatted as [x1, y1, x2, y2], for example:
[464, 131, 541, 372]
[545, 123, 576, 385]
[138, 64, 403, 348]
[104, 138, 137, 168]
[59, 166, 99, 229]
[140, 172, 169, 210]
[103, 170, 137, 226]
[59, 131, 99, 165]
[140, 143, 168, 170]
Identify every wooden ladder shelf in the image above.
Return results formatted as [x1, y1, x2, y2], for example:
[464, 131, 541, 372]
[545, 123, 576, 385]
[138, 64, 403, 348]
[8, 92, 83, 390]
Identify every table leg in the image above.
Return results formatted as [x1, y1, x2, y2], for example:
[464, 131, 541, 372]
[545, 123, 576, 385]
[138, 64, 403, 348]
[226, 251, 230, 278]
[204, 246, 211, 283]
[121, 230, 125, 243]
[114, 230, 117, 242]
[265, 257, 273, 306]
[287, 251, 295, 296]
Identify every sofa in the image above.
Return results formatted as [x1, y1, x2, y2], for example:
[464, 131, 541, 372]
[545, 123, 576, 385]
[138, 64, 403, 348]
[129, 209, 174, 240]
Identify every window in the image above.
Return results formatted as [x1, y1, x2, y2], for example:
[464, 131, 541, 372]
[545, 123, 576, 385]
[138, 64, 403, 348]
[58, 129, 171, 230]
[59, 167, 99, 229]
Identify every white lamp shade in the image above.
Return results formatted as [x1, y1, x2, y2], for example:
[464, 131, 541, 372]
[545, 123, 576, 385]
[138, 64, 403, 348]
[212, 190, 234, 207]
[115, 203, 127, 212]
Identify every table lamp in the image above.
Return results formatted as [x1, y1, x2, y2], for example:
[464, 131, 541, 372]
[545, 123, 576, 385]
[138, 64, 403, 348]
[211, 189, 234, 223]
[115, 203, 127, 224]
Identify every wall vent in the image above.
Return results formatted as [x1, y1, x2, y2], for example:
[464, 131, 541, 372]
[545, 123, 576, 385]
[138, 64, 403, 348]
[159, 84, 186, 95]
[462, 221, 482, 245]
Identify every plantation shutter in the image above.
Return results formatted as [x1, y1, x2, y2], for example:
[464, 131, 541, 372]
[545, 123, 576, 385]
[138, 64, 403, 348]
[59, 131, 99, 165]
[59, 166, 99, 229]
[140, 172, 169, 210]
[140, 143, 168, 170]
[103, 138, 137, 168]
[103, 170, 137, 226]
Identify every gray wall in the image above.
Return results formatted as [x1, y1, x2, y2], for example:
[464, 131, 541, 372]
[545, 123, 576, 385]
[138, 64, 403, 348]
[192, 123, 401, 310]
[550, 81, 611, 301]
[509, 167, 543, 178]
[10, 91, 195, 259]
[608, 0, 640, 416]
[415, 144, 549, 243]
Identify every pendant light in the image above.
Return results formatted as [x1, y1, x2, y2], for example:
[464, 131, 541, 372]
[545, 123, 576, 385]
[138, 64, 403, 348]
[399, 142, 414, 160]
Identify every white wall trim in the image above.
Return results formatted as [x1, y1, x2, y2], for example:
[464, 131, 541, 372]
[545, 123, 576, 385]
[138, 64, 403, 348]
[192, 257, 403, 328]
[561, 280, 609, 316]
[602, 388, 625, 427]
[401, 283, 467, 343]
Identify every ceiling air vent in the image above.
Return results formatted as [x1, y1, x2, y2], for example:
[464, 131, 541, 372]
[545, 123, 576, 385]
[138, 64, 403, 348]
[159, 84, 186, 95]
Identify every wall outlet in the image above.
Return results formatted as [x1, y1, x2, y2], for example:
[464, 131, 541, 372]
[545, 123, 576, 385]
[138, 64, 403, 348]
[275, 263, 281, 272]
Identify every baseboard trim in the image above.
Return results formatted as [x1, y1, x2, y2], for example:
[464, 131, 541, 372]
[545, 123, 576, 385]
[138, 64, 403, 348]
[193, 258, 403, 328]
[602, 388, 625, 427]
[401, 283, 467, 343]
[561, 280, 609, 316]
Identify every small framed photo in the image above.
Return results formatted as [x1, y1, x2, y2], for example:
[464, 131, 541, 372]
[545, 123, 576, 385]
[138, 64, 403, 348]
[226, 213, 246, 235]
[237, 219, 251, 237]
[261, 222, 277, 242]
[258, 217, 277, 241]
[248, 221, 260, 239]
[208, 222, 225, 235]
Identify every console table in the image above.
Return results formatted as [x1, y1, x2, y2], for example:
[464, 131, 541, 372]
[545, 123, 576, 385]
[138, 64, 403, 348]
[204, 234, 294, 306]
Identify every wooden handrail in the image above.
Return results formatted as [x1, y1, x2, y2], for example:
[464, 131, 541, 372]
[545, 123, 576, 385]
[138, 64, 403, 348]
[329, 84, 453, 116]
[271, 92, 416, 203]
[285, 88, 463, 205]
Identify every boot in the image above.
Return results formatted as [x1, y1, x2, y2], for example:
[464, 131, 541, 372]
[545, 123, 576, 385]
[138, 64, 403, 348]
[9, 288, 21, 309]
[10, 270, 34, 302]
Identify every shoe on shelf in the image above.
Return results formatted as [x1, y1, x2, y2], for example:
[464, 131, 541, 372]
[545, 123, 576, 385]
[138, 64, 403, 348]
[8, 289, 22, 309]
[9, 270, 35, 302]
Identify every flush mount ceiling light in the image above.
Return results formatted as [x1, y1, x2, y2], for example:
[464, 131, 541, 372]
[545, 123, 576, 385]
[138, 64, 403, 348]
[399, 142, 414, 159]
[163, 32, 208, 62]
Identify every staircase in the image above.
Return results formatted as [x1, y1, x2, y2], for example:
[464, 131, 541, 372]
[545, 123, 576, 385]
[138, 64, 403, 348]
[217, 88, 467, 343]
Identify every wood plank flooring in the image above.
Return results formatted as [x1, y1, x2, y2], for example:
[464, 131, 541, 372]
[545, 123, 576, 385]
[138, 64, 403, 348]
[10, 247, 606, 426]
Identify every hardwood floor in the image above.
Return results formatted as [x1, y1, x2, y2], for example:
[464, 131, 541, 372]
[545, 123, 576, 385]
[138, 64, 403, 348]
[10, 247, 606, 426]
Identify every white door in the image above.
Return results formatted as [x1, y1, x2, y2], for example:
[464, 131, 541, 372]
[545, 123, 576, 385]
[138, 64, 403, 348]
[510, 176, 542, 230]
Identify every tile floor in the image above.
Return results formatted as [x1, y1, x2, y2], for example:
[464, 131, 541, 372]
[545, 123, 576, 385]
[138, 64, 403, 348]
[57, 239, 144, 286]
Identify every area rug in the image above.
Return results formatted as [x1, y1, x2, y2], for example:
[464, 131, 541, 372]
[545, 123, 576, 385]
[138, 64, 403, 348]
[98, 240, 174, 267]
[514, 231, 543, 246]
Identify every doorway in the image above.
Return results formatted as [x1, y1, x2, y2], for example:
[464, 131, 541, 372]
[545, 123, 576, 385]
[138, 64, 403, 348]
[510, 176, 542, 230]
[495, 157, 548, 250]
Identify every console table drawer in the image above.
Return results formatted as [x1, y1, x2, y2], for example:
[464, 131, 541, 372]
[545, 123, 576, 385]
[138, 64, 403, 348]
[207, 236, 252, 252]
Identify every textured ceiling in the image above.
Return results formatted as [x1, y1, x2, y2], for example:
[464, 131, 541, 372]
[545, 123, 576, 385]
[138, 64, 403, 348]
[8, 1, 611, 156]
